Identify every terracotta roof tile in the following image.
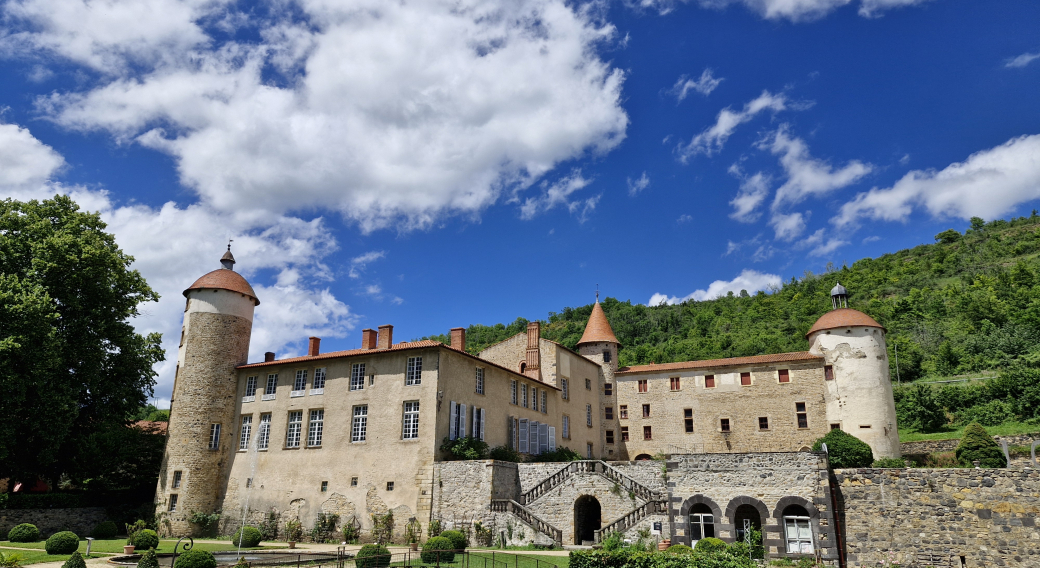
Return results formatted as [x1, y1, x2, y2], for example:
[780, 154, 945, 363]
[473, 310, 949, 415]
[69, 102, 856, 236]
[806, 308, 885, 338]
[577, 301, 619, 345]
[184, 269, 259, 305]
[133, 420, 168, 435]
[616, 351, 823, 375]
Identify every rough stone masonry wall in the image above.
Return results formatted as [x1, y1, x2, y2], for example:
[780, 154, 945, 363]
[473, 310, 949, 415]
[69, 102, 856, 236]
[0, 508, 108, 538]
[901, 434, 1039, 457]
[836, 468, 1040, 568]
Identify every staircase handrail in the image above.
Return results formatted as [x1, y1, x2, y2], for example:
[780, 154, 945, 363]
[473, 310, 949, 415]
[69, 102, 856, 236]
[490, 499, 562, 544]
[519, 461, 662, 505]
[595, 499, 667, 541]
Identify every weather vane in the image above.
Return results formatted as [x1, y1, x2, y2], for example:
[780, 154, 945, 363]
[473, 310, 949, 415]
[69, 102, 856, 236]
[596, 284, 599, 302]
[227, 239, 233, 251]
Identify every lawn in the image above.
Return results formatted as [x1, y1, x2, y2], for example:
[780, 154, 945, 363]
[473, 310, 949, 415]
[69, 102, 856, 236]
[0, 550, 107, 566]
[899, 421, 1040, 442]
[463, 551, 567, 568]
[0, 538, 281, 555]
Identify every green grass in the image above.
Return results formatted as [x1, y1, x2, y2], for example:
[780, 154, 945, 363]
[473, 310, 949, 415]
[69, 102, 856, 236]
[899, 420, 1040, 442]
[0, 538, 280, 555]
[394, 552, 566, 568]
[0, 550, 107, 566]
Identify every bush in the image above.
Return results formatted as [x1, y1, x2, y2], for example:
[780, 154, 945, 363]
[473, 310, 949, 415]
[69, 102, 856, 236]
[665, 544, 694, 554]
[137, 548, 160, 568]
[488, 445, 522, 462]
[91, 521, 119, 539]
[132, 529, 159, 551]
[957, 399, 1017, 426]
[0, 551, 25, 567]
[354, 544, 390, 568]
[7, 523, 40, 543]
[62, 552, 86, 568]
[428, 520, 442, 537]
[230, 526, 262, 548]
[894, 382, 946, 432]
[872, 457, 907, 468]
[45, 531, 80, 555]
[526, 447, 583, 462]
[693, 537, 726, 553]
[956, 423, 1007, 467]
[812, 428, 874, 469]
[600, 531, 624, 551]
[421, 537, 455, 564]
[439, 529, 467, 551]
[439, 436, 488, 460]
[173, 550, 217, 568]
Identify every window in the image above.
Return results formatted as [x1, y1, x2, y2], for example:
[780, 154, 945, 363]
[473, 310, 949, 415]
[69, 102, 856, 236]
[670, 377, 681, 391]
[472, 407, 485, 441]
[643, 425, 652, 440]
[257, 414, 271, 450]
[759, 416, 769, 430]
[321, 481, 328, 492]
[239, 415, 253, 450]
[642, 404, 650, 418]
[293, 370, 308, 395]
[246, 478, 252, 488]
[244, 376, 258, 401]
[720, 418, 731, 433]
[606, 430, 615, 444]
[859, 424, 872, 429]
[172, 471, 182, 489]
[263, 374, 278, 400]
[350, 477, 358, 487]
[689, 505, 715, 544]
[604, 383, 612, 396]
[208, 423, 221, 450]
[403, 401, 420, 439]
[778, 369, 790, 383]
[603, 350, 612, 363]
[350, 363, 366, 391]
[586, 443, 593, 459]
[605, 406, 614, 420]
[406, 356, 422, 385]
[824, 365, 834, 381]
[521, 384, 528, 408]
[638, 379, 648, 393]
[370, 373, 375, 386]
[386, 482, 395, 491]
[450, 402, 467, 440]
[351, 406, 368, 442]
[562, 379, 569, 400]
[562, 415, 570, 439]
[684, 409, 694, 433]
[541, 391, 547, 413]
[620, 426, 629, 441]
[586, 404, 592, 426]
[168, 494, 178, 512]
[308, 409, 324, 447]
[704, 374, 716, 388]
[585, 378, 591, 390]
[796, 402, 808, 429]
[286, 411, 302, 448]
[783, 505, 814, 554]
[312, 367, 326, 391]
[830, 423, 841, 430]
[740, 372, 751, 386]
[475, 368, 485, 394]
[511, 380, 518, 405]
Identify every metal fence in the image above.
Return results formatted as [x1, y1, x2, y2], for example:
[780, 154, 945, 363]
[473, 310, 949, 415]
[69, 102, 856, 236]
[224, 550, 558, 568]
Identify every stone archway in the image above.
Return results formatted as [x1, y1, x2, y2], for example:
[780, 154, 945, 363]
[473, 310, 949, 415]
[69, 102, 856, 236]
[723, 496, 768, 545]
[634, 454, 653, 461]
[573, 495, 602, 545]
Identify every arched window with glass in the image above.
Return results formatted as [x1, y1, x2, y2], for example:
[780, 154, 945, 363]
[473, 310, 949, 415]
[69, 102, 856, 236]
[688, 504, 715, 545]
[782, 505, 814, 554]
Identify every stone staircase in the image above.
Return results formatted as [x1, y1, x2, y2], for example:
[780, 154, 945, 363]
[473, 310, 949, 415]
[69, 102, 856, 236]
[519, 460, 662, 505]
[489, 499, 563, 544]
[593, 499, 668, 543]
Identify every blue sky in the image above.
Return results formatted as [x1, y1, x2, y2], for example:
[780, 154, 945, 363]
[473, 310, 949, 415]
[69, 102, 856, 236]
[1, 0, 1039, 406]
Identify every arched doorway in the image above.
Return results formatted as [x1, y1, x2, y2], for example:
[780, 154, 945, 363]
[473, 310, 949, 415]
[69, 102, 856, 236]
[733, 504, 762, 543]
[688, 503, 716, 546]
[634, 453, 653, 461]
[574, 495, 601, 545]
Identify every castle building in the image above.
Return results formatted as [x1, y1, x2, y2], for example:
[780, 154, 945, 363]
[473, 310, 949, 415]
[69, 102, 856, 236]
[156, 254, 899, 562]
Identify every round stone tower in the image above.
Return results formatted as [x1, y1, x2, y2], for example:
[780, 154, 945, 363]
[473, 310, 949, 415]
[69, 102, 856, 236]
[576, 296, 621, 459]
[807, 283, 900, 459]
[157, 248, 259, 535]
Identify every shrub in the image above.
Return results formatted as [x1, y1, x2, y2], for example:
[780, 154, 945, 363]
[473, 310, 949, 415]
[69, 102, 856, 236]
[427, 520, 442, 537]
[132, 530, 159, 551]
[137, 548, 160, 568]
[354, 544, 390, 568]
[872, 457, 907, 468]
[439, 529, 467, 551]
[0, 551, 25, 567]
[957, 399, 1017, 426]
[693, 537, 726, 553]
[91, 521, 119, 539]
[600, 531, 624, 551]
[488, 445, 522, 462]
[665, 544, 693, 554]
[421, 537, 454, 564]
[7, 523, 40, 543]
[956, 423, 1007, 468]
[526, 447, 583, 462]
[62, 552, 86, 568]
[45, 532, 80, 555]
[439, 436, 488, 460]
[310, 513, 338, 543]
[230, 526, 262, 548]
[812, 428, 874, 469]
[173, 550, 217, 568]
[894, 382, 946, 432]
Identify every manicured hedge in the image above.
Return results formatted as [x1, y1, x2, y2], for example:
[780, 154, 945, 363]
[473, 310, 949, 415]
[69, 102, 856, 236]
[132, 529, 159, 551]
[62, 552, 87, 568]
[439, 529, 467, 551]
[45, 531, 80, 554]
[230, 526, 262, 548]
[8, 523, 40, 543]
[957, 423, 1007, 467]
[812, 428, 874, 469]
[421, 537, 454, 564]
[138, 548, 160, 568]
[693, 537, 726, 553]
[174, 550, 217, 568]
[355, 544, 390, 568]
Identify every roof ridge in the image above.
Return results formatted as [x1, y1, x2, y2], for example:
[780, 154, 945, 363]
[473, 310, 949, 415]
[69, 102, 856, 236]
[616, 351, 822, 374]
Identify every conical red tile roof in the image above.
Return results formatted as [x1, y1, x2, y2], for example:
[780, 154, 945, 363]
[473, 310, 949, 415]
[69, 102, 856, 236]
[577, 301, 619, 345]
[183, 269, 260, 305]
[806, 308, 884, 337]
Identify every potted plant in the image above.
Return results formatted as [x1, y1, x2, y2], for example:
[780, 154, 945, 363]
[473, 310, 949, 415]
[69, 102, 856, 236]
[124, 521, 145, 555]
[405, 518, 422, 551]
[285, 518, 303, 549]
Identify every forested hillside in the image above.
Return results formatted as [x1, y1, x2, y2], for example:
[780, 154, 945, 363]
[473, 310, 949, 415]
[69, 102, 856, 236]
[430, 214, 1040, 383]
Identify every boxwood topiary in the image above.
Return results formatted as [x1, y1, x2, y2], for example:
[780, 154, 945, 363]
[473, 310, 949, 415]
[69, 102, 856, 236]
[132, 529, 159, 551]
[438, 529, 467, 551]
[230, 526, 262, 548]
[174, 549, 217, 568]
[666, 544, 694, 554]
[7, 523, 40, 543]
[421, 536, 454, 564]
[45, 531, 80, 554]
[812, 428, 874, 469]
[956, 423, 1007, 468]
[62, 552, 87, 568]
[693, 537, 726, 553]
[137, 548, 160, 568]
[354, 544, 390, 568]
[91, 521, 119, 539]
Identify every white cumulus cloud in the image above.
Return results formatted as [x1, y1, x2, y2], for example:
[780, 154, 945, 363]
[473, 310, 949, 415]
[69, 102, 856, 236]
[0, 122, 66, 189]
[728, 165, 771, 222]
[764, 125, 873, 209]
[678, 91, 792, 160]
[520, 170, 599, 222]
[649, 269, 782, 305]
[638, 0, 931, 21]
[669, 68, 723, 101]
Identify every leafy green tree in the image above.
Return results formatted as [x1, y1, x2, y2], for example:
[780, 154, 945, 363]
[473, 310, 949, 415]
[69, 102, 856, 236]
[0, 196, 164, 487]
[956, 423, 1006, 467]
[894, 382, 946, 432]
[812, 429, 874, 469]
[935, 229, 961, 244]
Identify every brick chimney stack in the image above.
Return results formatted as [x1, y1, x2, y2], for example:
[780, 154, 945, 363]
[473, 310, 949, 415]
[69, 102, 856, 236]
[450, 327, 466, 351]
[377, 325, 394, 349]
[308, 337, 321, 357]
[361, 326, 378, 349]
[264, 352, 275, 362]
[525, 322, 541, 380]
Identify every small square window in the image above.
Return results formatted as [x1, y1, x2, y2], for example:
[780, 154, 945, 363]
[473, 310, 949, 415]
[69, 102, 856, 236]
[704, 374, 716, 388]
[172, 471, 182, 489]
[606, 430, 615, 444]
[351, 477, 359, 487]
[386, 481, 395, 491]
[168, 494, 178, 512]
[604, 383, 613, 396]
[619, 405, 628, 419]
[778, 369, 790, 383]
[605, 406, 614, 420]
[740, 372, 751, 386]
[603, 350, 612, 363]
[638, 379, 648, 393]
[824, 365, 834, 381]
[720, 418, 731, 433]
[670, 377, 681, 391]
[585, 378, 592, 390]
[620, 426, 629, 441]
[830, 423, 841, 430]
[642, 404, 650, 418]
[321, 481, 328, 492]
[643, 426, 652, 440]
[796, 402, 807, 413]
[759, 417, 769, 430]
[246, 478, 252, 488]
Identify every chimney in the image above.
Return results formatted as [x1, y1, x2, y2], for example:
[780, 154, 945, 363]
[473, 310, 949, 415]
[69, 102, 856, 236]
[308, 337, 321, 357]
[264, 352, 275, 362]
[525, 322, 541, 380]
[361, 329, 377, 350]
[377, 324, 394, 350]
[450, 327, 466, 351]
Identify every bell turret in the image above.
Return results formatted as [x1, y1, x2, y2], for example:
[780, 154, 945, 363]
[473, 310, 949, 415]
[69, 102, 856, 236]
[830, 282, 848, 309]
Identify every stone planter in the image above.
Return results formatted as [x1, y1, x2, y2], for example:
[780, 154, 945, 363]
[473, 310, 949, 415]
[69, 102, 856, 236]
[657, 540, 670, 551]
[288, 542, 296, 550]
[123, 546, 136, 555]
[409, 542, 418, 551]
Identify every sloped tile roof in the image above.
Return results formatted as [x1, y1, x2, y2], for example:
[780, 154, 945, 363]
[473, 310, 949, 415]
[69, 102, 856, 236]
[806, 308, 885, 338]
[183, 269, 260, 305]
[577, 301, 619, 345]
[616, 351, 823, 375]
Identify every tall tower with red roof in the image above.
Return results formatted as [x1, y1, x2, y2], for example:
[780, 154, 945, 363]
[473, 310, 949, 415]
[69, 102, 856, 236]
[576, 295, 623, 458]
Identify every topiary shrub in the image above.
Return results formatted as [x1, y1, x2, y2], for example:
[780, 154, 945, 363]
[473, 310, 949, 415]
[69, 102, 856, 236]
[91, 521, 119, 539]
[693, 537, 726, 553]
[45, 531, 80, 555]
[62, 552, 87, 568]
[439, 529, 467, 551]
[355, 544, 390, 568]
[137, 548, 160, 568]
[7, 523, 40, 543]
[132, 529, 159, 551]
[421, 536, 455, 564]
[666, 544, 694, 554]
[230, 526, 262, 548]
[872, 457, 907, 468]
[956, 423, 1007, 468]
[812, 428, 874, 469]
[174, 549, 217, 568]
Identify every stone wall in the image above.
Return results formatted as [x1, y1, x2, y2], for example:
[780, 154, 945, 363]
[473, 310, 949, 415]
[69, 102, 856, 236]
[836, 467, 1040, 568]
[0, 507, 108, 538]
[901, 433, 1040, 457]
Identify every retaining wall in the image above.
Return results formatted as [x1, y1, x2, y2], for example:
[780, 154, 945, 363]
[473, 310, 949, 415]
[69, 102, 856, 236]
[0, 507, 108, 538]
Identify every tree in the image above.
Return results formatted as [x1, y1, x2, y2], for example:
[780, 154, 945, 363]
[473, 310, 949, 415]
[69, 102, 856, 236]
[0, 196, 164, 487]
[955, 423, 1006, 468]
[812, 429, 874, 469]
[935, 229, 961, 244]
